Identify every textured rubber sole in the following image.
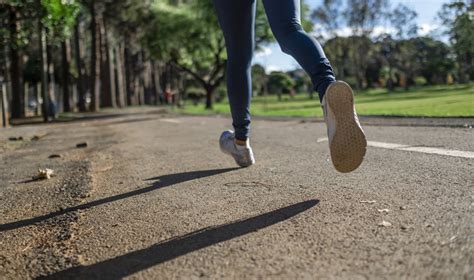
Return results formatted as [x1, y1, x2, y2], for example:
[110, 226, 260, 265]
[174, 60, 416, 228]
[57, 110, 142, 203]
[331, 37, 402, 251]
[326, 82, 367, 173]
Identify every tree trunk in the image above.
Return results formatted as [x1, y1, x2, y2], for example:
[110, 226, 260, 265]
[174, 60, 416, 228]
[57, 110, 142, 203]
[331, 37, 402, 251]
[47, 44, 57, 118]
[137, 51, 145, 105]
[142, 53, 153, 105]
[387, 65, 394, 91]
[24, 82, 29, 115]
[124, 45, 133, 106]
[37, 6, 49, 121]
[100, 16, 115, 108]
[35, 83, 41, 115]
[135, 75, 142, 106]
[114, 44, 126, 108]
[74, 21, 87, 112]
[107, 36, 116, 107]
[151, 60, 161, 105]
[1, 82, 9, 127]
[205, 85, 214, 109]
[9, 8, 24, 119]
[1, 38, 9, 125]
[90, 1, 101, 112]
[458, 57, 467, 84]
[61, 40, 71, 112]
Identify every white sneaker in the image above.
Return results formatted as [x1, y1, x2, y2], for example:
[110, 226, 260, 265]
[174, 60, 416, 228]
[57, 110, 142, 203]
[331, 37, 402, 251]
[219, 130, 255, 167]
[322, 81, 367, 173]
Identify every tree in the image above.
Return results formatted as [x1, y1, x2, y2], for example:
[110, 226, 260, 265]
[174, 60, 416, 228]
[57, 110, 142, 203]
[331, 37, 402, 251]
[390, 3, 418, 39]
[323, 36, 352, 80]
[311, 0, 343, 38]
[438, 1, 474, 83]
[410, 37, 455, 85]
[146, 1, 226, 109]
[251, 64, 267, 97]
[313, 0, 390, 89]
[0, 0, 78, 120]
[345, 0, 389, 89]
[147, 0, 312, 109]
[267, 71, 295, 101]
[293, 70, 313, 99]
[8, 5, 24, 119]
[89, 0, 101, 112]
[73, 18, 87, 111]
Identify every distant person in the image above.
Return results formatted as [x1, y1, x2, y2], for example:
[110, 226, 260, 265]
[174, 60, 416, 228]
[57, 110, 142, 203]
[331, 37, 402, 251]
[164, 87, 173, 104]
[48, 97, 58, 119]
[215, 0, 367, 173]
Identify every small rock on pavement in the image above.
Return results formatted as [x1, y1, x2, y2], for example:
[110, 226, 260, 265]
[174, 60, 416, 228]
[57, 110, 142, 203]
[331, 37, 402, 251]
[360, 200, 376, 204]
[49, 154, 62, 159]
[8, 136, 23, 141]
[378, 220, 392, 227]
[76, 142, 88, 148]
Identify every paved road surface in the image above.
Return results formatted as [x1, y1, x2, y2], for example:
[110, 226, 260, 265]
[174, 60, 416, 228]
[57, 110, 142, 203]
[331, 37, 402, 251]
[0, 112, 473, 279]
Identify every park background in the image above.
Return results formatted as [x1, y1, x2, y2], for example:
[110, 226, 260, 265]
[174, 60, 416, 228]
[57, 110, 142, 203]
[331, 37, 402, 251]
[0, 0, 473, 126]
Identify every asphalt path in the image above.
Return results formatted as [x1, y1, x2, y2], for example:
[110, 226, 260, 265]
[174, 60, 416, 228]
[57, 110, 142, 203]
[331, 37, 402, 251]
[0, 113, 472, 279]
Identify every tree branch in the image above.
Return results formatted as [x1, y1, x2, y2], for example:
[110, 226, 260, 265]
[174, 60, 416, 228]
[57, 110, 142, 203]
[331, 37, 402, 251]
[171, 59, 207, 88]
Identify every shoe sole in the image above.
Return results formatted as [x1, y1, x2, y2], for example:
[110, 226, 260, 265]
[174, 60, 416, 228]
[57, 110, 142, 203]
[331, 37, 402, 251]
[326, 81, 367, 173]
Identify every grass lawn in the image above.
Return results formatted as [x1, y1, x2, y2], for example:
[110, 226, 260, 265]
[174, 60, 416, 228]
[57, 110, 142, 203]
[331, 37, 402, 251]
[178, 84, 474, 117]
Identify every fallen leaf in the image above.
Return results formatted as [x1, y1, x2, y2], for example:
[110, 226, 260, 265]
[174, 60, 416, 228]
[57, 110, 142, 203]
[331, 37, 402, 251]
[34, 168, 55, 180]
[31, 133, 47, 141]
[378, 220, 392, 227]
[49, 154, 62, 159]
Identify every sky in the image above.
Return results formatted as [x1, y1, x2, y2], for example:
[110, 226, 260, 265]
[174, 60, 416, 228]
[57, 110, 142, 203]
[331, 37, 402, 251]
[253, 0, 447, 73]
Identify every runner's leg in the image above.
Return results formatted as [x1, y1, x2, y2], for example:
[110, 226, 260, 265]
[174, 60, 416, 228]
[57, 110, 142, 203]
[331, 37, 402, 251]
[213, 0, 256, 140]
[262, 0, 336, 102]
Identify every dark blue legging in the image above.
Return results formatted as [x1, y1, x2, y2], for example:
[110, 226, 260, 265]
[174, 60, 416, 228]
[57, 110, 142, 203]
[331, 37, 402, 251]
[214, 0, 336, 140]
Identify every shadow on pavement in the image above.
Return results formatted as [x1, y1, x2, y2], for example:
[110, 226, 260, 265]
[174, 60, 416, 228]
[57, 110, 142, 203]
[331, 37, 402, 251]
[0, 168, 238, 232]
[10, 109, 167, 127]
[41, 200, 319, 279]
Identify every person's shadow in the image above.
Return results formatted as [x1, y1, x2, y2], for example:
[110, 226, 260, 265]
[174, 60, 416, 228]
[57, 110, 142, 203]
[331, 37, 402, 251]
[0, 168, 238, 232]
[40, 199, 319, 279]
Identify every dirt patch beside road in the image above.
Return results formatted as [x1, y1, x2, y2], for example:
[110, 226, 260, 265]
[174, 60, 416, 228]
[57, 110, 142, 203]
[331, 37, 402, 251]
[0, 122, 114, 278]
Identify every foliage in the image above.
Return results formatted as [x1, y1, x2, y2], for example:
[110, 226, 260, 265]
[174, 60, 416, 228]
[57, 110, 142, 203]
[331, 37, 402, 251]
[267, 71, 295, 95]
[0, 0, 80, 46]
[390, 3, 418, 39]
[41, 0, 80, 42]
[251, 64, 267, 96]
[438, 1, 474, 82]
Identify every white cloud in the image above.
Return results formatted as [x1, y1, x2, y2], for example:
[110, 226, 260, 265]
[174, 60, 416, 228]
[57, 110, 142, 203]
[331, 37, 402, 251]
[419, 23, 439, 36]
[313, 25, 436, 39]
[265, 65, 281, 74]
[372, 26, 396, 37]
[255, 47, 272, 58]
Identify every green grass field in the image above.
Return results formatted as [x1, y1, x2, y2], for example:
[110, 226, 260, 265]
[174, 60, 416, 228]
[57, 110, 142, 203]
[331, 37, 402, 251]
[179, 84, 474, 117]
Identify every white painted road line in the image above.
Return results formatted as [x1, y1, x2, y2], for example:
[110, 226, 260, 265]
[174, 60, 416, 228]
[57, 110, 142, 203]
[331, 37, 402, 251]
[317, 138, 474, 159]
